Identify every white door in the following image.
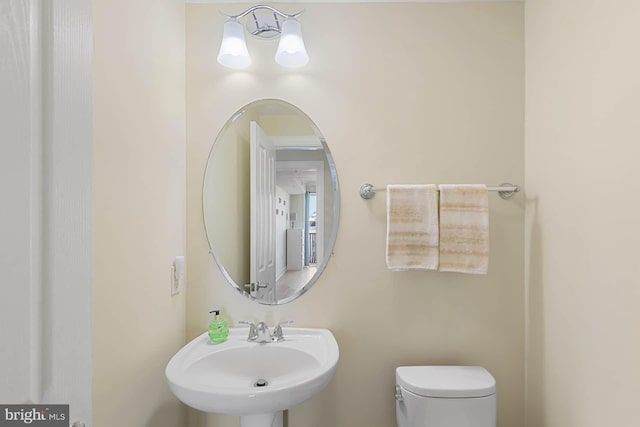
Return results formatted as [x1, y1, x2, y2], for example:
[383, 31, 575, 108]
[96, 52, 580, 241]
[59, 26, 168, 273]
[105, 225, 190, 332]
[250, 122, 276, 302]
[0, 1, 92, 424]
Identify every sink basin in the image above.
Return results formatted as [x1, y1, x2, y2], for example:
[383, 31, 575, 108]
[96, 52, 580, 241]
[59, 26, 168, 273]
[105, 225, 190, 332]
[166, 327, 339, 425]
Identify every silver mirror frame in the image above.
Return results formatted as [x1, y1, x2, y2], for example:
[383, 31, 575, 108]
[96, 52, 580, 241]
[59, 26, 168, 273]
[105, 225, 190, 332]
[202, 98, 340, 305]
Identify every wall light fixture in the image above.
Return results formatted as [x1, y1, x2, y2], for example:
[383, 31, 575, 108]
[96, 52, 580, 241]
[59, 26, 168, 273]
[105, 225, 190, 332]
[217, 5, 309, 69]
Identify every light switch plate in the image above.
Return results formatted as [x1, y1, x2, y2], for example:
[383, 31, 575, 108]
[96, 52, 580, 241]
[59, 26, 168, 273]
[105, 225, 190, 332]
[171, 265, 179, 295]
[171, 256, 185, 296]
[175, 256, 185, 278]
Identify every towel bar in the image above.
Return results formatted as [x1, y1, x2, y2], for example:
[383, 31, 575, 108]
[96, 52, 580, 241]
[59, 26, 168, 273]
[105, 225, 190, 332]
[359, 183, 520, 200]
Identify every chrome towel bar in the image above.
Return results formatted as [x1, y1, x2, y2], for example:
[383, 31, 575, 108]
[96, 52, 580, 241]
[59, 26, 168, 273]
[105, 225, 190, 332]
[359, 183, 520, 200]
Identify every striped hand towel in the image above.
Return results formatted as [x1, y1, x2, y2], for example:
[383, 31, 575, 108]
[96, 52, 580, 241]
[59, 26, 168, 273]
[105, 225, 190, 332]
[438, 184, 490, 274]
[386, 184, 439, 271]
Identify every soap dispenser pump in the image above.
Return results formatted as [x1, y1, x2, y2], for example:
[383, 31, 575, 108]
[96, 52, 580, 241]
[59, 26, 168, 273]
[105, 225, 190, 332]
[208, 309, 229, 344]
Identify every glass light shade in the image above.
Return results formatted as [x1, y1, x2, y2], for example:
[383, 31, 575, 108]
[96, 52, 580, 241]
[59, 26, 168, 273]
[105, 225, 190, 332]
[217, 20, 251, 69]
[274, 18, 309, 68]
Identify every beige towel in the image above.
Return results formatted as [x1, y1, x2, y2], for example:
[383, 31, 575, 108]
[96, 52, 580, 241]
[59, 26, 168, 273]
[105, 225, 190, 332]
[386, 184, 439, 271]
[438, 184, 489, 274]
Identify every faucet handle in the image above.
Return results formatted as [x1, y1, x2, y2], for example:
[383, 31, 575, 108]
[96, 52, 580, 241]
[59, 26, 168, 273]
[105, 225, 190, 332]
[238, 321, 258, 341]
[272, 320, 294, 342]
[275, 320, 294, 328]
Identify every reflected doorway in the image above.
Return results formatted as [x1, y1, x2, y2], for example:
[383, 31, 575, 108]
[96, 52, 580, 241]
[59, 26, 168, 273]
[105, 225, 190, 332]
[275, 161, 324, 300]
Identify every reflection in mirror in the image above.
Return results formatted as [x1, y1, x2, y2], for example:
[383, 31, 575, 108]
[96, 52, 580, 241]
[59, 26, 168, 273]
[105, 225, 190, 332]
[203, 99, 339, 305]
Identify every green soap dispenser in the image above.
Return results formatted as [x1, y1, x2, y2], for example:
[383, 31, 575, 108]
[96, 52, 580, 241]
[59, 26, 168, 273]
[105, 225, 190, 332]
[208, 310, 229, 344]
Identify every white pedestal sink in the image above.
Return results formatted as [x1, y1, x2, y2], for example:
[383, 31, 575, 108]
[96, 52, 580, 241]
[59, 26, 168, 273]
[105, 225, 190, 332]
[166, 327, 339, 427]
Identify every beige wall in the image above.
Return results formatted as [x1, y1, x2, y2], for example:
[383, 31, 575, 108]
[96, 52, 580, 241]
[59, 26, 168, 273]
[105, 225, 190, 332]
[259, 114, 316, 136]
[92, 1, 187, 426]
[525, 1, 640, 426]
[187, 3, 524, 427]
[204, 127, 251, 286]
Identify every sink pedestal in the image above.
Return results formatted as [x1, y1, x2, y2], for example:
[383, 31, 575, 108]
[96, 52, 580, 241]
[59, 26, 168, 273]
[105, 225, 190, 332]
[240, 411, 283, 427]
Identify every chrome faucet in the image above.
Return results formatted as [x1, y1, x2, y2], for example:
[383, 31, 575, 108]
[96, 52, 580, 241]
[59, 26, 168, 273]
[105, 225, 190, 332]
[272, 320, 294, 342]
[255, 322, 272, 342]
[238, 320, 294, 343]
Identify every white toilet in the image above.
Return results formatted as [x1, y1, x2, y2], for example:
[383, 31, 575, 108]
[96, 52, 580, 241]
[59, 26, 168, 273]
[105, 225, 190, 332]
[395, 366, 496, 427]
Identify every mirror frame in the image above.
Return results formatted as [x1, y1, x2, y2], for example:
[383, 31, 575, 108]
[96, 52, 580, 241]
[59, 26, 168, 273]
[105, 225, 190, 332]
[202, 98, 340, 305]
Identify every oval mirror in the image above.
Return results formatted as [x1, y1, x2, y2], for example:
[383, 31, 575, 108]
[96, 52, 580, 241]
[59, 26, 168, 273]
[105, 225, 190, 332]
[203, 99, 340, 304]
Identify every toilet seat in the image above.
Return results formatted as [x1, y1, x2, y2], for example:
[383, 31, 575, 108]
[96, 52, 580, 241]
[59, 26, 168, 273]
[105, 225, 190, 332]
[396, 366, 496, 398]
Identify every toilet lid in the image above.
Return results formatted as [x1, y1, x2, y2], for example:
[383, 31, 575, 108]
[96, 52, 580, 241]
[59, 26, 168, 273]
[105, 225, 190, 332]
[396, 366, 496, 398]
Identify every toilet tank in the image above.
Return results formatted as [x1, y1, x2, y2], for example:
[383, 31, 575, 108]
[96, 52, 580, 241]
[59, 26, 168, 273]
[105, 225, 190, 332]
[396, 366, 496, 427]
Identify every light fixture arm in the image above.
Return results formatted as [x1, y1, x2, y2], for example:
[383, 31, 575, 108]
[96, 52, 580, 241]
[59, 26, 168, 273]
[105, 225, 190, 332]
[221, 5, 304, 21]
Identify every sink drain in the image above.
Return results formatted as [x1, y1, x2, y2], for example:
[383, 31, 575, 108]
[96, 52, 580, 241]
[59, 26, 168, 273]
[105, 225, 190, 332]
[253, 379, 269, 388]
